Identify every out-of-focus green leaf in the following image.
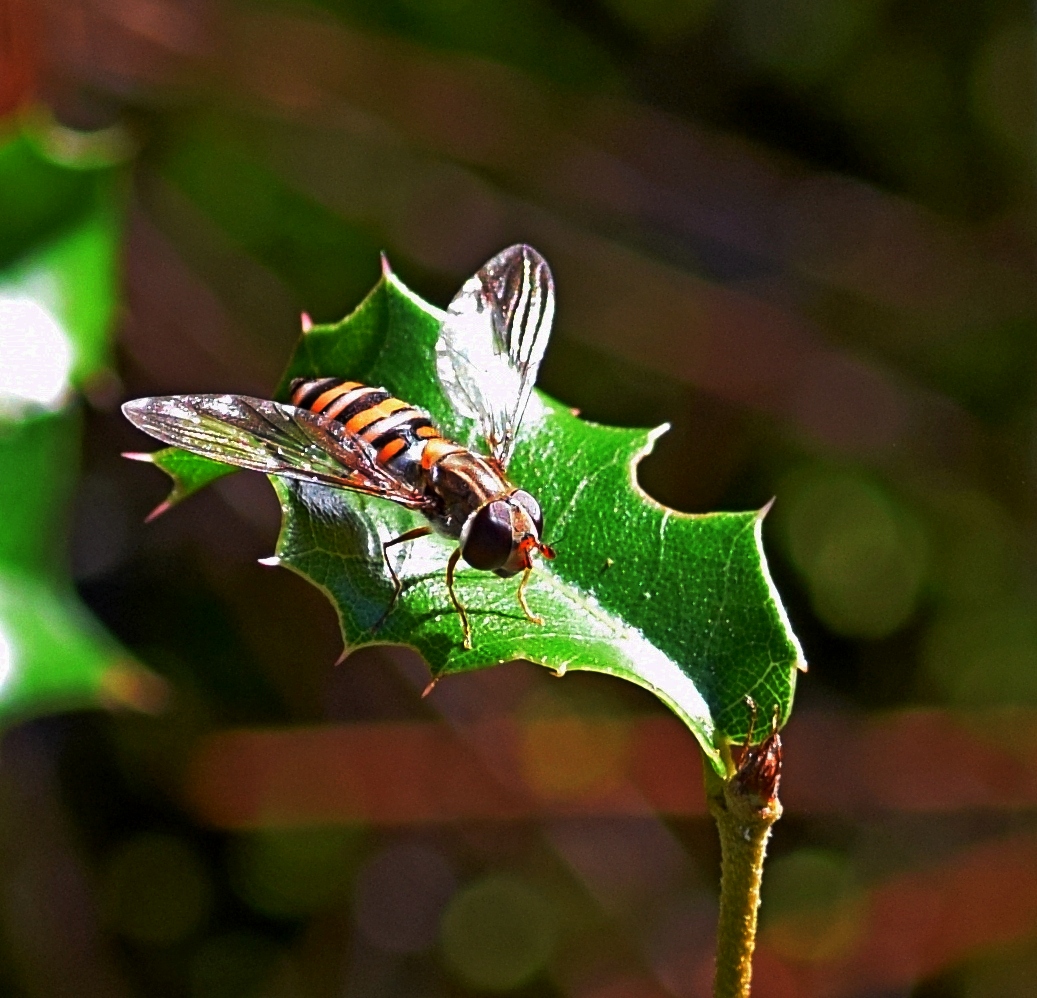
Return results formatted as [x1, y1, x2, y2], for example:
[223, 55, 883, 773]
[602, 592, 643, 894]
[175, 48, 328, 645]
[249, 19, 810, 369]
[0, 412, 159, 724]
[0, 125, 124, 389]
[0, 567, 143, 724]
[0, 411, 80, 576]
[160, 132, 383, 319]
[0, 127, 157, 725]
[0, 133, 99, 267]
[134, 268, 803, 772]
[0, 192, 122, 385]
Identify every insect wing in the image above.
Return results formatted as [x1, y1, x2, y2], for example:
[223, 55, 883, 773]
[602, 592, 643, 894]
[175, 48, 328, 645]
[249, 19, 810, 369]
[122, 394, 431, 510]
[436, 244, 555, 468]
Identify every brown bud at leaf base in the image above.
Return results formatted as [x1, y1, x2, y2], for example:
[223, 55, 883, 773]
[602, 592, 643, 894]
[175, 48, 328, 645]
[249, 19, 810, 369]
[736, 724, 782, 806]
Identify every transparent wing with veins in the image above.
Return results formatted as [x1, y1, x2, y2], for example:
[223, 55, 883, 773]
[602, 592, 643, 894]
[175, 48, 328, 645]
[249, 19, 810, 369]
[122, 394, 433, 510]
[435, 244, 555, 469]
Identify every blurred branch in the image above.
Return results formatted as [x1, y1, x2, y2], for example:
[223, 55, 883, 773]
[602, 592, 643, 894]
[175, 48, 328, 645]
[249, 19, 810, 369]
[705, 720, 783, 998]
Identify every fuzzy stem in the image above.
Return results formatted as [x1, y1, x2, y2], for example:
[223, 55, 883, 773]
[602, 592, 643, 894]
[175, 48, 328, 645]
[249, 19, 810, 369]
[705, 756, 782, 998]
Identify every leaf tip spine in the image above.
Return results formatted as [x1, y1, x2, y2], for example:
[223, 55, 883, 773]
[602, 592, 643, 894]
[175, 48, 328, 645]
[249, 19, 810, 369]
[300, 312, 313, 333]
[122, 451, 155, 464]
[257, 556, 281, 567]
[144, 499, 172, 523]
[646, 422, 671, 447]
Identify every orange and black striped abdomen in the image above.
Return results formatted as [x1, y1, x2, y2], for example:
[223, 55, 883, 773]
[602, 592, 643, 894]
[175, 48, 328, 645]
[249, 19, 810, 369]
[289, 377, 444, 466]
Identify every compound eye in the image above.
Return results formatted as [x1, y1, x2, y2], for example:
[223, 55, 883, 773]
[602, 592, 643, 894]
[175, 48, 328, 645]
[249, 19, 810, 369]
[461, 501, 514, 571]
[510, 490, 543, 535]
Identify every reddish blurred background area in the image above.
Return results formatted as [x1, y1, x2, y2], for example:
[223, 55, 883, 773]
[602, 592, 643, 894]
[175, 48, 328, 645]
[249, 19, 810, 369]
[1, 0, 1035, 996]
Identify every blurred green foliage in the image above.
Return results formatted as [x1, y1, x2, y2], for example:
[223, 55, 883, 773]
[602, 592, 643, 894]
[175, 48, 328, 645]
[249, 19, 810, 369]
[440, 873, 559, 991]
[301, 0, 620, 88]
[0, 129, 154, 725]
[776, 466, 928, 639]
[161, 127, 385, 320]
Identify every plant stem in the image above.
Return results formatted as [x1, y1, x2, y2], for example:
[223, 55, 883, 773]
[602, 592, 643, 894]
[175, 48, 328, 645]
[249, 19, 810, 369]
[704, 735, 783, 998]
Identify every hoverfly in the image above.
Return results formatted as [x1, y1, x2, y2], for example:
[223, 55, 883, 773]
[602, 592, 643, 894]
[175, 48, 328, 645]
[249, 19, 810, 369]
[122, 245, 557, 650]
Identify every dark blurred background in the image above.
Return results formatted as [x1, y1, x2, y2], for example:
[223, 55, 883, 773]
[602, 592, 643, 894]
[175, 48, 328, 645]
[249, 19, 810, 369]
[0, 0, 1035, 996]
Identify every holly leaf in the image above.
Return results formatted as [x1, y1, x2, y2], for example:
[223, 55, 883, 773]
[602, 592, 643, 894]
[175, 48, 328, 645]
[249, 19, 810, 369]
[137, 266, 804, 772]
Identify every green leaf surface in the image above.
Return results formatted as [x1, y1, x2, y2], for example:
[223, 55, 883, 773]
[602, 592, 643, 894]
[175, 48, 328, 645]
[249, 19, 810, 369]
[142, 269, 803, 770]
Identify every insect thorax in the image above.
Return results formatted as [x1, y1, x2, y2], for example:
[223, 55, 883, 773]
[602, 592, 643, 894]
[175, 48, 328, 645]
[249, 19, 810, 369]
[426, 451, 512, 539]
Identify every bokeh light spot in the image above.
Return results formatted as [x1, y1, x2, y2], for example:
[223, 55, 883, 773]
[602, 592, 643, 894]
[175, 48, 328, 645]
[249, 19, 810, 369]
[521, 717, 630, 799]
[761, 849, 864, 963]
[440, 873, 558, 991]
[102, 832, 212, 945]
[779, 467, 927, 638]
[0, 297, 73, 417]
[229, 825, 365, 918]
[354, 842, 456, 954]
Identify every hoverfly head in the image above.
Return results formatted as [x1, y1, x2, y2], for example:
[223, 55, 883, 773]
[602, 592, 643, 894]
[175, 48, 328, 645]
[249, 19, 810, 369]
[460, 491, 551, 577]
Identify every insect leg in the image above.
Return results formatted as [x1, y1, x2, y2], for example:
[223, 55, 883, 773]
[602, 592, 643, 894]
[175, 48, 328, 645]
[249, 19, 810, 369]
[516, 566, 543, 626]
[374, 525, 433, 630]
[445, 547, 473, 650]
